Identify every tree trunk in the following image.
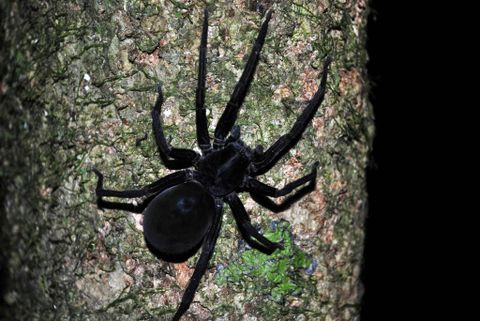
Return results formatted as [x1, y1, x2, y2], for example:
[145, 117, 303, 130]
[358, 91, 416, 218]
[1, 1, 371, 320]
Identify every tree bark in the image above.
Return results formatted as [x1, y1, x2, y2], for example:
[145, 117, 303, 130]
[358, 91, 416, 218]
[1, 1, 371, 320]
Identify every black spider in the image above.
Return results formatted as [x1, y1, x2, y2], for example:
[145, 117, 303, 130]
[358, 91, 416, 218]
[93, 9, 330, 321]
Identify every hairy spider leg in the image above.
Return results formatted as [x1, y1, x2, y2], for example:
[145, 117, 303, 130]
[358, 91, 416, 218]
[152, 86, 200, 169]
[225, 193, 282, 255]
[249, 175, 317, 213]
[93, 169, 190, 213]
[213, 10, 272, 148]
[247, 162, 318, 212]
[172, 199, 224, 321]
[252, 57, 331, 176]
[247, 161, 318, 197]
[195, 9, 211, 153]
[96, 194, 157, 213]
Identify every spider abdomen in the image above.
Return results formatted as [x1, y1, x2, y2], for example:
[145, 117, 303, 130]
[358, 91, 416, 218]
[143, 181, 215, 262]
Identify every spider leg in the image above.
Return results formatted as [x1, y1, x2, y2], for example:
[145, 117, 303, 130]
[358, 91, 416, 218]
[213, 10, 272, 148]
[152, 85, 200, 169]
[252, 57, 331, 176]
[172, 199, 223, 321]
[246, 162, 318, 197]
[93, 168, 188, 198]
[195, 9, 211, 153]
[249, 166, 317, 213]
[93, 169, 191, 213]
[96, 194, 157, 213]
[225, 193, 282, 255]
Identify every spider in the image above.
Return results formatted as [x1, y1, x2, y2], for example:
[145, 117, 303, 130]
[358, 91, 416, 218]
[93, 9, 330, 321]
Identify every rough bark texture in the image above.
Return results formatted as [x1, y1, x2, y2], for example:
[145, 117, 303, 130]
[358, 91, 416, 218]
[1, 1, 372, 320]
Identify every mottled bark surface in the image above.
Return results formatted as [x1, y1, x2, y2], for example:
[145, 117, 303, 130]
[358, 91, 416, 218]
[1, 1, 372, 320]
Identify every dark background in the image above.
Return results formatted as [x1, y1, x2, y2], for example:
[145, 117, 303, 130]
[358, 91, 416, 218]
[362, 1, 416, 320]
[360, 0, 458, 316]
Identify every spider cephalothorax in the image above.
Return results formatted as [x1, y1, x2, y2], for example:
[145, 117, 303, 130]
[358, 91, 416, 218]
[93, 9, 330, 321]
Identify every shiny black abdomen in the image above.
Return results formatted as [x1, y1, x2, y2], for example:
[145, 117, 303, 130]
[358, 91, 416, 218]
[143, 181, 215, 262]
